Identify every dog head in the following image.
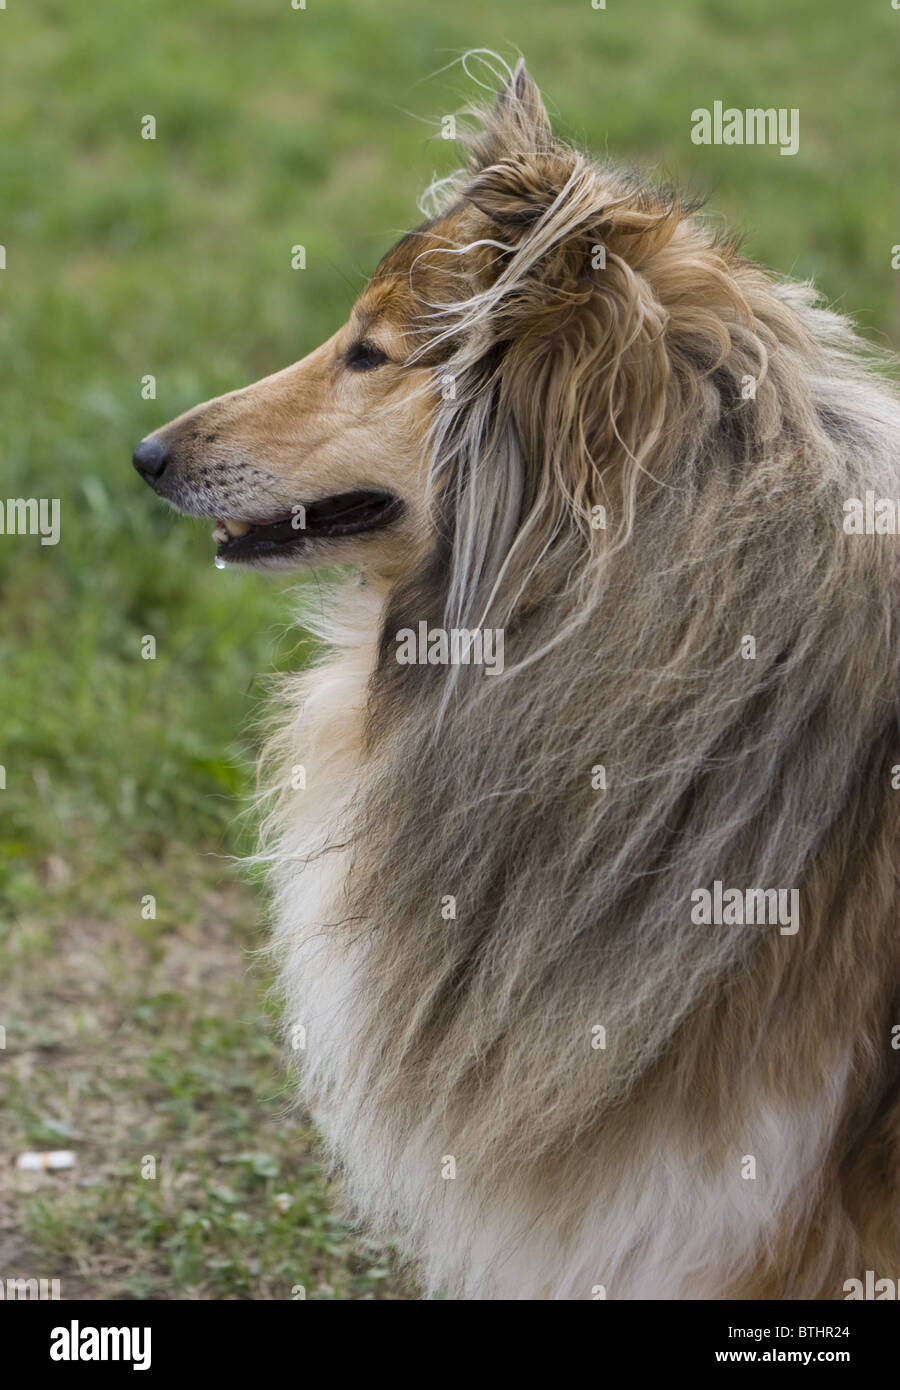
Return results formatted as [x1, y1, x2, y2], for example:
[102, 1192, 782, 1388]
[134, 59, 753, 604]
[130, 219, 453, 579]
[130, 64, 555, 580]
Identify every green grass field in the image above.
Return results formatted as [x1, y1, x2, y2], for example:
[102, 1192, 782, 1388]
[1, 0, 898, 1298]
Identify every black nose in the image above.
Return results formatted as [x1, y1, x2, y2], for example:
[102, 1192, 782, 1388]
[132, 436, 170, 482]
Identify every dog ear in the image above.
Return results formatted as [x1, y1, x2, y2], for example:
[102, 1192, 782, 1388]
[462, 63, 568, 231]
[466, 59, 554, 173]
[465, 151, 567, 228]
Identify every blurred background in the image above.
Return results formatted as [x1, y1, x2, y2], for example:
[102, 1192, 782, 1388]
[1, 0, 897, 1298]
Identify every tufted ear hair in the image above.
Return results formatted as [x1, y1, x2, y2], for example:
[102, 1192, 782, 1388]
[462, 63, 569, 233]
[465, 59, 554, 172]
[465, 150, 572, 229]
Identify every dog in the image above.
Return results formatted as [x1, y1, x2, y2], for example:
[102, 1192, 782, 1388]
[134, 58, 900, 1299]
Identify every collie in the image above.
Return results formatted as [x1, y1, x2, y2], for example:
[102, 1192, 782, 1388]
[134, 58, 900, 1299]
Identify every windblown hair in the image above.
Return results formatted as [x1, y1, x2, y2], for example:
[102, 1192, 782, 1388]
[262, 58, 900, 1297]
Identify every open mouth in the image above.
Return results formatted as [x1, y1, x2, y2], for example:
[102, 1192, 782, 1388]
[212, 489, 404, 563]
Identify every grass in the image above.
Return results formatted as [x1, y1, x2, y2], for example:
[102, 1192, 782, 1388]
[1, 0, 897, 1298]
[2, 870, 405, 1299]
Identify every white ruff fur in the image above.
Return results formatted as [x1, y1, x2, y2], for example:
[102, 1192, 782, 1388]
[264, 586, 854, 1299]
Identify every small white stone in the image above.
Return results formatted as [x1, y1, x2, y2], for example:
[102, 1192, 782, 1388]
[17, 1150, 76, 1171]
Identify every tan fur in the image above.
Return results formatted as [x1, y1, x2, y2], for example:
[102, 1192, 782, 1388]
[139, 58, 900, 1299]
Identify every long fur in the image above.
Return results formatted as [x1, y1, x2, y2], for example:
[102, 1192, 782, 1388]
[260, 59, 900, 1298]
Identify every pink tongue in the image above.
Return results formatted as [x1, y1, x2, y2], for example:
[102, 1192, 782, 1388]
[254, 512, 294, 526]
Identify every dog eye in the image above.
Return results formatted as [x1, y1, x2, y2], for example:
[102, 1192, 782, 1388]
[345, 340, 390, 372]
